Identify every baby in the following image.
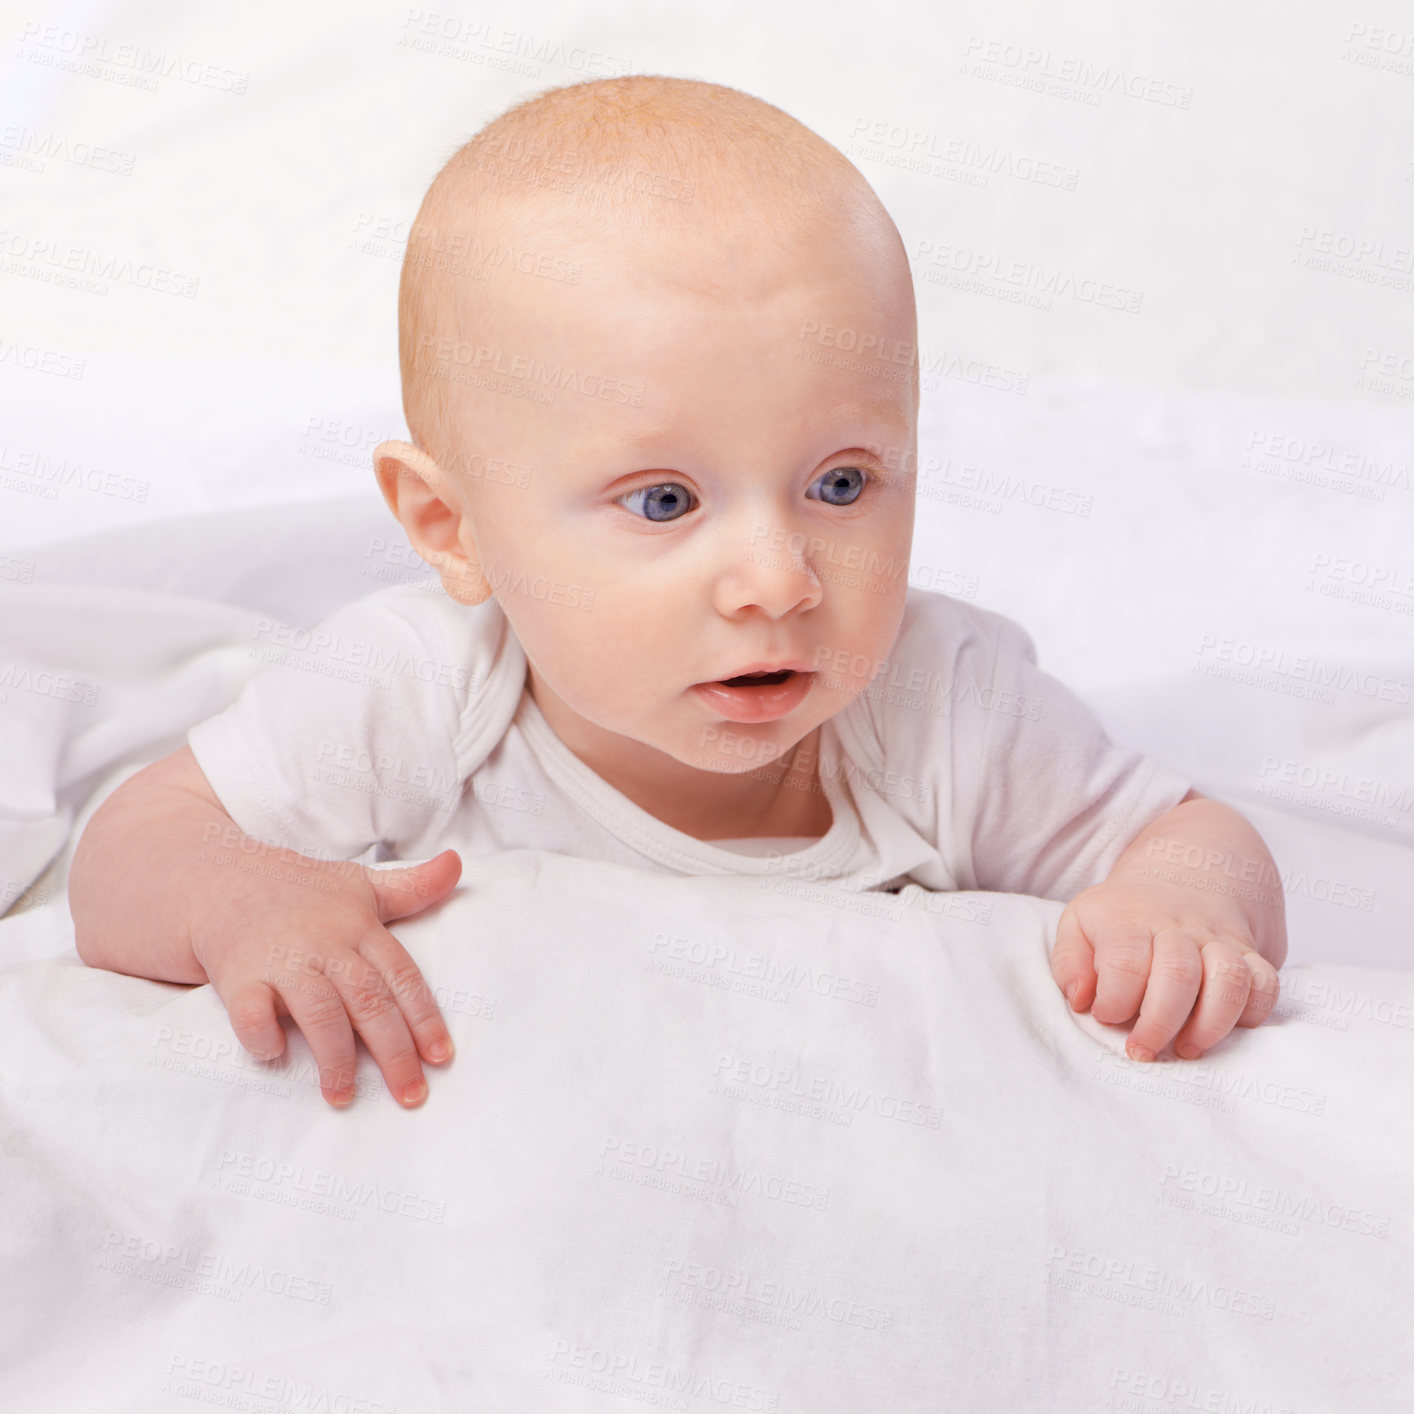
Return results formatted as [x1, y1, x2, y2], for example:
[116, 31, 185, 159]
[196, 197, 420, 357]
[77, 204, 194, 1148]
[69, 75, 1285, 1108]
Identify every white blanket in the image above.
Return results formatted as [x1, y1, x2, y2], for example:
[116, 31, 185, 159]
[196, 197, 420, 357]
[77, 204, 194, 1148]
[1, 850, 1411, 1411]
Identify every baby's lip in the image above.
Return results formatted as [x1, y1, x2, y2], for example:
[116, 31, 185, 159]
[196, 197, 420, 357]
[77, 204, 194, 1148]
[703, 659, 813, 683]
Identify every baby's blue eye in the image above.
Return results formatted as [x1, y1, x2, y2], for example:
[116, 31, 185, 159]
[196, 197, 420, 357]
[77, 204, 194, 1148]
[616, 466, 869, 522]
[617, 482, 696, 522]
[809, 466, 867, 506]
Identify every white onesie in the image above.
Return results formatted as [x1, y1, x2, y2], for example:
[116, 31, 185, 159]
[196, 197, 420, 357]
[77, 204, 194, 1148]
[186, 583, 1192, 901]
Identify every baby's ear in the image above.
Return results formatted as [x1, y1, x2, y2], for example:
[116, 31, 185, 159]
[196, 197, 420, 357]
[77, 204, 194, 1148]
[371, 440, 493, 606]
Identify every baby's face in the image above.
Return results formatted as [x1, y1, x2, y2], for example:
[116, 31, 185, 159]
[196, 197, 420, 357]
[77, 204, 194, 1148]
[433, 210, 917, 778]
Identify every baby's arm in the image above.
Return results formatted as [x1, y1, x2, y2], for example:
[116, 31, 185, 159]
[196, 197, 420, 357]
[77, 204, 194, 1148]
[69, 744, 461, 1107]
[1049, 789, 1286, 1063]
[895, 594, 1286, 1063]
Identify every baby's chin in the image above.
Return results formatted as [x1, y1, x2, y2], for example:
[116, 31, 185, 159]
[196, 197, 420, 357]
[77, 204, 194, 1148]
[543, 675, 820, 778]
[672, 724, 813, 778]
[679, 748, 793, 777]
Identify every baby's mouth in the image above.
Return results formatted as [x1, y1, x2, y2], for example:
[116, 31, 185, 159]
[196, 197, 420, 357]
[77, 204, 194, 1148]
[719, 669, 794, 687]
[694, 667, 814, 722]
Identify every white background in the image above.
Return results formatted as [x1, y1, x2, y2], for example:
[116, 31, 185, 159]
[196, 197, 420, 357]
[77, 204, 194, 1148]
[4, 0, 1413, 400]
[2, 0, 1412, 964]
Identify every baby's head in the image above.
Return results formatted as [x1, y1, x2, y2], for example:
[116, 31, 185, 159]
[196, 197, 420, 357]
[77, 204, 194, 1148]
[374, 75, 918, 787]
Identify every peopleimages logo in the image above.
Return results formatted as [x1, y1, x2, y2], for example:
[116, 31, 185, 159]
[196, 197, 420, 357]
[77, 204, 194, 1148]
[958, 36, 1194, 108]
[0, 229, 199, 298]
[415, 334, 644, 406]
[14, 22, 249, 94]
[1193, 633, 1414, 705]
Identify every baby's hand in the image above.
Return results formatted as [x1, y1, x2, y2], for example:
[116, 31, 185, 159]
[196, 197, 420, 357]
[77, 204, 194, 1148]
[1049, 877, 1281, 1063]
[190, 846, 463, 1108]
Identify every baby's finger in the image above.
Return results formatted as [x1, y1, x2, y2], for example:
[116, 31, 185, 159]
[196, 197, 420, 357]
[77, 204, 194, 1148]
[359, 928, 454, 1068]
[320, 940, 429, 1109]
[277, 970, 360, 1107]
[368, 849, 462, 922]
[1050, 904, 1098, 1012]
[1172, 937, 1256, 1058]
[223, 979, 285, 1062]
[1090, 924, 1155, 1027]
[1235, 952, 1281, 1028]
[1125, 927, 1202, 1062]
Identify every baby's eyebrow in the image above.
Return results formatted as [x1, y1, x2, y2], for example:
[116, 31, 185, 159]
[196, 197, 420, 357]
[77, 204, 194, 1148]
[586, 421, 674, 455]
[574, 400, 912, 463]
[830, 395, 912, 424]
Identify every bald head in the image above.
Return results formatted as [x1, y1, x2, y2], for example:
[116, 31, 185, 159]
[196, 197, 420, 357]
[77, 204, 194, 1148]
[397, 75, 909, 465]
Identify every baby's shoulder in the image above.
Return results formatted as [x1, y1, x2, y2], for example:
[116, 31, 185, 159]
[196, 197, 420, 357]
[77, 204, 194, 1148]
[326, 583, 515, 674]
[340, 580, 490, 633]
[302, 582, 524, 717]
[306, 583, 526, 771]
[842, 586, 1040, 763]
[887, 585, 1035, 673]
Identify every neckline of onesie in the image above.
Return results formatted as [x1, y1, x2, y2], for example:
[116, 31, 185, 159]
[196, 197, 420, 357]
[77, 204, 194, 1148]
[511, 684, 861, 876]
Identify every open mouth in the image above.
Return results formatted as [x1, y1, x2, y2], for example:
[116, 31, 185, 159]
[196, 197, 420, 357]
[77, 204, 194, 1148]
[694, 667, 814, 723]
[719, 669, 794, 687]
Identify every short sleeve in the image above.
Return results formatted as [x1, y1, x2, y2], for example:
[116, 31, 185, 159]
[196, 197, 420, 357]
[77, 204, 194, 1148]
[186, 586, 471, 862]
[967, 614, 1193, 900]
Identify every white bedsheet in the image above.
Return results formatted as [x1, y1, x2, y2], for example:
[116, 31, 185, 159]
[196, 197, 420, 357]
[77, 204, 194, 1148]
[5, 466, 1413, 972]
[4, 3, 1414, 1403]
[0, 850, 1410, 1411]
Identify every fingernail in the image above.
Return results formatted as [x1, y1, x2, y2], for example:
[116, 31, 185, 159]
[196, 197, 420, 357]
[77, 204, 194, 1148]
[428, 1039, 451, 1064]
[328, 1089, 353, 1107]
[1064, 982, 1078, 1009]
[1127, 1043, 1154, 1064]
[1174, 1041, 1201, 1060]
[403, 1080, 428, 1106]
